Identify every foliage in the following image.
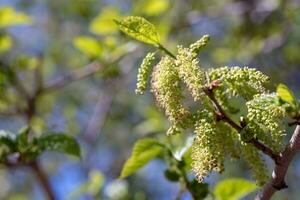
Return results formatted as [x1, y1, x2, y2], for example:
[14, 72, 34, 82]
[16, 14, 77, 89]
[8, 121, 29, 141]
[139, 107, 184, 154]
[214, 178, 258, 200]
[118, 16, 299, 197]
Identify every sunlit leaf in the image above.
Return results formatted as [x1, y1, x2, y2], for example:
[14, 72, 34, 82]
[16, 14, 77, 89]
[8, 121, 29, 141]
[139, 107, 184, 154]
[73, 36, 102, 58]
[214, 178, 257, 200]
[0, 6, 32, 28]
[120, 138, 164, 178]
[277, 83, 296, 105]
[0, 35, 12, 53]
[115, 16, 160, 45]
[90, 7, 120, 35]
[137, 0, 170, 16]
[38, 134, 80, 157]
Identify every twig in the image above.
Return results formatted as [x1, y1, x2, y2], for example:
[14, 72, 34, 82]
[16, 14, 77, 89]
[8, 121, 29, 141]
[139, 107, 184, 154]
[30, 161, 56, 200]
[202, 86, 279, 161]
[43, 62, 103, 93]
[256, 125, 300, 200]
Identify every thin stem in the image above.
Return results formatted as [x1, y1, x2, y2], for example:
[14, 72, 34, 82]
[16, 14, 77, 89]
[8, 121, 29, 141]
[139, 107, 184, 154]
[30, 161, 56, 200]
[158, 43, 176, 59]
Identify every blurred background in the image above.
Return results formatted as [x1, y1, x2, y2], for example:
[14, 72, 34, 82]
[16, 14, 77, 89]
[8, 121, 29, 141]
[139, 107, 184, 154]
[0, 0, 299, 199]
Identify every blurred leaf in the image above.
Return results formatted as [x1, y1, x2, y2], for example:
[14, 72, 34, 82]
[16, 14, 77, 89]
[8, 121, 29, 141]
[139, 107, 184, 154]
[38, 134, 80, 157]
[277, 83, 296, 106]
[0, 6, 32, 28]
[68, 170, 104, 200]
[90, 7, 120, 35]
[214, 178, 257, 200]
[115, 16, 160, 45]
[135, 0, 170, 16]
[164, 168, 180, 182]
[188, 180, 209, 200]
[0, 130, 16, 152]
[73, 36, 102, 58]
[0, 34, 12, 53]
[120, 138, 164, 178]
[16, 127, 30, 149]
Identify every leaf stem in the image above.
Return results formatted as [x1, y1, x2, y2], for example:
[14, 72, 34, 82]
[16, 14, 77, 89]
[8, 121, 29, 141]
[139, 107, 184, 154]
[157, 43, 176, 59]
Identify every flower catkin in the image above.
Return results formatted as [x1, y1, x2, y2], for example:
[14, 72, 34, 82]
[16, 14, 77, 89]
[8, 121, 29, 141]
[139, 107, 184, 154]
[246, 93, 286, 152]
[191, 111, 225, 182]
[175, 46, 205, 101]
[151, 56, 190, 131]
[135, 52, 156, 95]
[189, 34, 210, 56]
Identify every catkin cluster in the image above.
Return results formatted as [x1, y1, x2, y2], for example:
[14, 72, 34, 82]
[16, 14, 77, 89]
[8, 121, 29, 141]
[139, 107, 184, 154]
[135, 35, 288, 185]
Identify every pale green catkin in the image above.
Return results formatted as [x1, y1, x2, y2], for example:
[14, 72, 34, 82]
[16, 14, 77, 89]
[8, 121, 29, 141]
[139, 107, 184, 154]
[189, 34, 210, 56]
[151, 56, 191, 132]
[175, 46, 205, 101]
[135, 52, 156, 95]
[246, 93, 286, 152]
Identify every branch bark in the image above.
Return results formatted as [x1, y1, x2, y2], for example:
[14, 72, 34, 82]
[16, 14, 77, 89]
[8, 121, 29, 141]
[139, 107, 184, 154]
[255, 125, 300, 200]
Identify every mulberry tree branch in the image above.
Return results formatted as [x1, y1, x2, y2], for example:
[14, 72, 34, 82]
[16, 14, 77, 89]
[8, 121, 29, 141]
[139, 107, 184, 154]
[255, 125, 300, 200]
[202, 86, 279, 162]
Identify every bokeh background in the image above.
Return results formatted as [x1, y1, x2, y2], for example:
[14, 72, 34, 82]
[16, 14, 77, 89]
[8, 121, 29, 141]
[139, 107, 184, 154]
[0, 0, 300, 199]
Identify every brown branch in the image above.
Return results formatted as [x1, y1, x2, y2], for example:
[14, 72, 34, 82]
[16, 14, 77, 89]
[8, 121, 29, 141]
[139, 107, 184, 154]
[202, 86, 279, 161]
[255, 125, 300, 200]
[30, 161, 56, 200]
[43, 62, 103, 93]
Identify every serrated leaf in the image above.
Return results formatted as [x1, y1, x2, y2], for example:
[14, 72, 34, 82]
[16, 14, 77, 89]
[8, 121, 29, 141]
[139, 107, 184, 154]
[120, 138, 164, 178]
[73, 36, 102, 58]
[90, 7, 120, 35]
[0, 6, 32, 28]
[38, 134, 80, 157]
[277, 83, 296, 106]
[214, 178, 257, 200]
[115, 16, 160, 45]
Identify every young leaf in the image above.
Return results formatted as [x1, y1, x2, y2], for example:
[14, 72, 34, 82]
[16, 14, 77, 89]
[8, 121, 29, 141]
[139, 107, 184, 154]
[120, 138, 164, 178]
[277, 83, 296, 106]
[73, 36, 102, 58]
[38, 134, 80, 157]
[214, 178, 257, 200]
[0, 6, 32, 28]
[114, 16, 160, 45]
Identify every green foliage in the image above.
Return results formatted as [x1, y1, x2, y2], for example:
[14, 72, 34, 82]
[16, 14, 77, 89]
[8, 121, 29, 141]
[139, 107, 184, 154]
[214, 178, 258, 200]
[0, 34, 12, 53]
[277, 83, 296, 105]
[73, 36, 102, 58]
[114, 16, 160, 45]
[134, 0, 170, 16]
[90, 6, 120, 35]
[117, 16, 295, 186]
[0, 128, 80, 163]
[120, 138, 164, 178]
[0, 6, 32, 28]
[38, 134, 80, 157]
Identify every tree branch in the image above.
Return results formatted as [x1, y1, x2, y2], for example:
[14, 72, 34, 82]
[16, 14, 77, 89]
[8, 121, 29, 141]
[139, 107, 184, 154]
[43, 62, 103, 93]
[202, 86, 279, 161]
[256, 125, 300, 200]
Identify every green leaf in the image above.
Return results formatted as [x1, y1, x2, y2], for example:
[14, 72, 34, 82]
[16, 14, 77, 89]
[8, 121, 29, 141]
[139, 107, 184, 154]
[0, 130, 17, 152]
[73, 36, 102, 58]
[277, 83, 296, 105]
[0, 34, 12, 53]
[90, 7, 120, 35]
[114, 16, 160, 45]
[0, 6, 32, 28]
[38, 134, 80, 157]
[120, 138, 164, 178]
[135, 0, 170, 16]
[188, 180, 209, 200]
[214, 178, 258, 200]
